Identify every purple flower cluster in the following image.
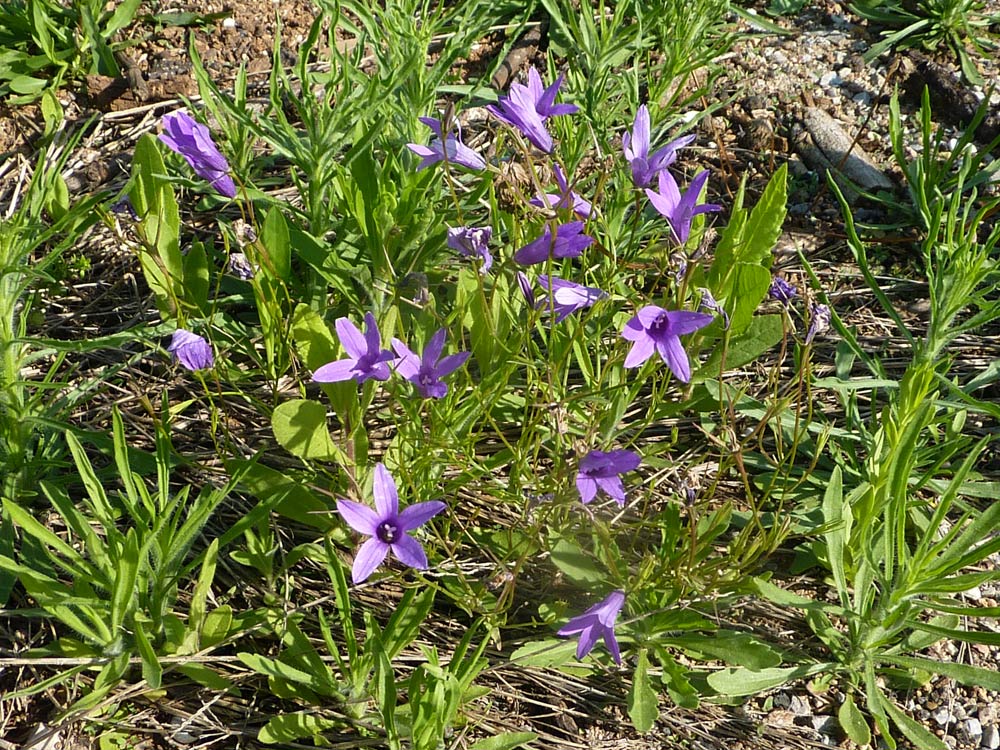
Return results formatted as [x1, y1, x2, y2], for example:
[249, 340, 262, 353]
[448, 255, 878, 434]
[311, 314, 470, 400]
[487, 68, 578, 153]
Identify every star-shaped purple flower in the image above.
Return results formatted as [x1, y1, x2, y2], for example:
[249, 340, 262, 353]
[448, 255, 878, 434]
[645, 169, 722, 245]
[557, 590, 626, 665]
[576, 449, 641, 505]
[407, 116, 486, 171]
[336, 463, 446, 584]
[529, 164, 592, 218]
[167, 329, 214, 371]
[621, 306, 714, 382]
[159, 111, 237, 198]
[312, 312, 395, 384]
[514, 221, 594, 266]
[391, 329, 470, 399]
[536, 275, 606, 323]
[447, 226, 493, 274]
[487, 68, 578, 153]
[623, 105, 695, 188]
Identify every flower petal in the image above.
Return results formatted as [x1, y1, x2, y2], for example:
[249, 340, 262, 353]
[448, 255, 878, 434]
[391, 533, 429, 570]
[434, 351, 470, 378]
[624, 336, 655, 369]
[576, 475, 598, 504]
[665, 310, 715, 335]
[372, 463, 399, 518]
[397, 500, 446, 531]
[312, 358, 358, 382]
[335, 317, 367, 359]
[656, 335, 692, 382]
[336, 499, 380, 536]
[352, 537, 390, 584]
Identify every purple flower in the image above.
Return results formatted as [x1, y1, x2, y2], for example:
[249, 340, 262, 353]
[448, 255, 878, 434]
[391, 329, 470, 399]
[167, 329, 214, 371]
[536, 275, 606, 322]
[110, 196, 138, 221]
[407, 116, 486, 171]
[487, 68, 578, 153]
[557, 590, 626, 665]
[623, 105, 696, 188]
[514, 221, 594, 266]
[530, 164, 593, 218]
[805, 303, 831, 344]
[447, 226, 493, 274]
[769, 276, 798, 305]
[645, 170, 722, 245]
[621, 306, 714, 382]
[159, 111, 237, 198]
[313, 312, 395, 384]
[336, 463, 446, 584]
[517, 271, 535, 307]
[576, 449, 641, 506]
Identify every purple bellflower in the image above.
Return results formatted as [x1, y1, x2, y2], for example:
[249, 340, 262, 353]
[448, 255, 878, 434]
[514, 221, 594, 266]
[530, 164, 593, 218]
[536, 275, 606, 323]
[516, 271, 535, 307]
[159, 111, 237, 198]
[769, 276, 798, 305]
[805, 303, 831, 344]
[621, 306, 714, 382]
[447, 226, 493, 274]
[391, 329, 470, 399]
[576, 449, 641, 506]
[558, 590, 626, 665]
[407, 116, 486, 171]
[313, 312, 395, 384]
[623, 105, 696, 188]
[337, 463, 446, 584]
[167, 329, 214, 371]
[487, 67, 578, 153]
[698, 287, 729, 330]
[645, 169, 722, 245]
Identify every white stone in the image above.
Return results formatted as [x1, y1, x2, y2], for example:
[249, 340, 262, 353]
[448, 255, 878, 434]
[931, 706, 952, 726]
[964, 718, 983, 739]
[222, 16, 236, 29]
[982, 725, 1000, 750]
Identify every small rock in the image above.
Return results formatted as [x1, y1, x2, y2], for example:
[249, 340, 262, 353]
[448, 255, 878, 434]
[965, 585, 983, 601]
[790, 694, 812, 716]
[812, 715, 839, 735]
[964, 718, 984, 740]
[981, 706, 999, 725]
[773, 691, 791, 709]
[932, 706, 953, 726]
[819, 71, 840, 87]
[853, 91, 871, 106]
[983, 725, 1000, 750]
[222, 16, 236, 29]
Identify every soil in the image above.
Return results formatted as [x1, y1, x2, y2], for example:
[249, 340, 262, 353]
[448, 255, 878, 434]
[1, 0, 999, 748]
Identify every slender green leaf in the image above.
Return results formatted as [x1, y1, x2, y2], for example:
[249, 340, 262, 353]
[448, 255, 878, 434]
[628, 648, 658, 733]
[468, 732, 539, 750]
[838, 694, 871, 747]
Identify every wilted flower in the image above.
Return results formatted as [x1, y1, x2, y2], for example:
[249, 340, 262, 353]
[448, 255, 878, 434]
[621, 306, 714, 382]
[391, 329, 470, 399]
[576, 449, 641, 506]
[646, 169, 722, 245]
[623, 105, 695, 188]
[110, 196, 138, 221]
[536, 275, 606, 323]
[227, 252, 255, 280]
[514, 221, 594, 266]
[558, 590, 626, 665]
[167, 329, 213, 371]
[530, 164, 592, 218]
[407, 116, 486, 171]
[159, 111, 237, 198]
[769, 276, 798, 305]
[313, 312, 395, 384]
[336, 463, 446, 584]
[447, 226, 493, 273]
[487, 67, 578, 153]
[698, 287, 729, 330]
[805, 302, 831, 344]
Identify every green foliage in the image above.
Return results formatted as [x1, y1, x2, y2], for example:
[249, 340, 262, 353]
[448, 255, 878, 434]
[850, 0, 998, 83]
[0, 0, 142, 101]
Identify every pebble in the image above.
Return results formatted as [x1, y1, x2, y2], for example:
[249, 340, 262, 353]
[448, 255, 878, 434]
[812, 715, 839, 735]
[964, 718, 984, 740]
[819, 71, 841, 87]
[790, 694, 812, 716]
[932, 706, 952, 726]
[222, 16, 236, 29]
[984, 725, 1000, 750]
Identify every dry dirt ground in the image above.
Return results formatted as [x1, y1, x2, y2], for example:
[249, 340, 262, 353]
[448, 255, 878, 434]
[1, 0, 999, 748]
